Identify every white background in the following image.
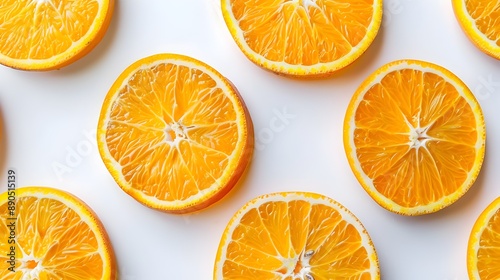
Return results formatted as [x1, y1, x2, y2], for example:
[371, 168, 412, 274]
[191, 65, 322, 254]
[0, 0, 499, 279]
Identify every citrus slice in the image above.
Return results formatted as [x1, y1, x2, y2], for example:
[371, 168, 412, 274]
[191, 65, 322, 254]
[214, 192, 380, 279]
[0, 186, 116, 279]
[452, 0, 500, 59]
[343, 59, 486, 215]
[0, 0, 114, 70]
[97, 53, 254, 214]
[221, 0, 383, 77]
[468, 196, 500, 279]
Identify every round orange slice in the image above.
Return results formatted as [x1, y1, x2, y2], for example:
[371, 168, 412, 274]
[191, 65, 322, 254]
[452, 0, 500, 59]
[0, 0, 114, 70]
[468, 196, 500, 280]
[214, 192, 380, 279]
[221, 0, 383, 77]
[97, 53, 254, 214]
[0, 186, 116, 279]
[344, 59, 486, 215]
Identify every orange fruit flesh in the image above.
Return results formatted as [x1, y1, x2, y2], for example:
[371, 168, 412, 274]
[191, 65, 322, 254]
[215, 193, 379, 279]
[108, 65, 237, 200]
[469, 197, 500, 279]
[354, 69, 479, 208]
[99, 54, 253, 213]
[222, 0, 382, 76]
[231, 0, 375, 65]
[0, 188, 116, 279]
[452, 0, 500, 59]
[476, 210, 500, 278]
[344, 60, 486, 215]
[0, 0, 114, 70]
[1, 1, 96, 59]
[465, 0, 500, 46]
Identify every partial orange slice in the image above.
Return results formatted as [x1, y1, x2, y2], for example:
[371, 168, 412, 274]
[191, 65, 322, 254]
[0, 186, 116, 279]
[214, 192, 380, 279]
[221, 0, 383, 77]
[97, 53, 254, 214]
[0, 0, 114, 70]
[468, 196, 500, 280]
[452, 0, 500, 59]
[344, 59, 486, 215]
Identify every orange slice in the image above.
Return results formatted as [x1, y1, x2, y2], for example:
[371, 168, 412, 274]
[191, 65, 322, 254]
[0, 0, 114, 70]
[97, 53, 254, 214]
[214, 192, 380, 279]
[452, 0, 500, 59]
[343, 59, 486, 215]
[468, 196, 500, 279]
[0, 186, 116, 279]
[221, 0, 383, 77]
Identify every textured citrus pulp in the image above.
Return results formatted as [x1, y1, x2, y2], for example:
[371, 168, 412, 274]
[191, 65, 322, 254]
[468, 196, 500, 279]
[214, 192, 379, 279]
[0, 186, 116, 279]
[97, 53, 254, 214]
[221, 0, 383, 77]
[0, 0, 114, 70]
[344, 59, 486, 215]
[452, 0, 500, 59]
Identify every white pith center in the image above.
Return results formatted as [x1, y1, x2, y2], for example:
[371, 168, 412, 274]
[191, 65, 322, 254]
[287, 0, 319, 10]
[19, 254, 43, 279]
[279, 250, 314, 279]
[409, 126, 430, 149]
[164, 122, 190, 145]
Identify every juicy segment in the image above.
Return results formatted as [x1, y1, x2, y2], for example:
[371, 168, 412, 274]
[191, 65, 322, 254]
[229, 0, 375, 65]
[353, 68, 480, 209]
[476, 208, 500, 278]
[105, 63, 238, 203]
[0, 0, 99, 60]
[218, 197, 376, 279]
[0, 196, 105, 279]
[465, 0, 500, 46]
[469, 197, 500, 280]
